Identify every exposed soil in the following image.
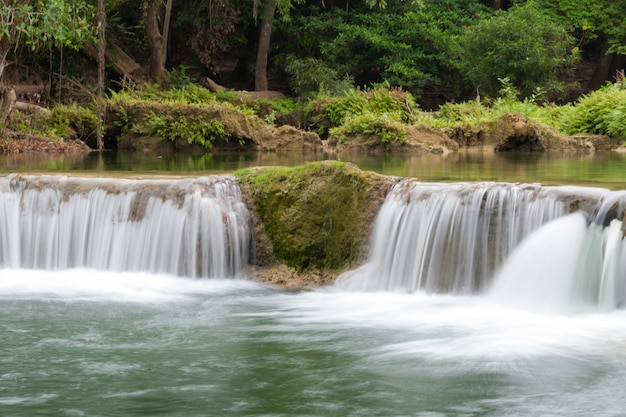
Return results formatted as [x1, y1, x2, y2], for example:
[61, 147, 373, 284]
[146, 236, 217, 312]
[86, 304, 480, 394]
[0, 131, 91, 153]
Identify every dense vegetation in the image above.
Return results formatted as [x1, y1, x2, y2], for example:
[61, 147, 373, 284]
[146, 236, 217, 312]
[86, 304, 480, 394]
[1, 0, 626, 148]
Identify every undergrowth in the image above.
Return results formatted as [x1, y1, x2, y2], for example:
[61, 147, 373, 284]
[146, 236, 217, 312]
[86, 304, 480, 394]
[558, 83, 626, 139]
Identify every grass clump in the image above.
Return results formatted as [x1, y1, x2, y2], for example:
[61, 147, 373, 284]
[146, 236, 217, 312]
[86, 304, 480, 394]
[8, 103, 97, 141]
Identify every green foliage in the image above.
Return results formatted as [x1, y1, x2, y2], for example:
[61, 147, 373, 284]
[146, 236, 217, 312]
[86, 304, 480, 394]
[48, 103, 98, 139]
[315, 86, 418, 127]
[454, 1, 578, 100]
[536, 0, 626, 55]
[244, 97, 300, 119]
[329, 113, 407, 146]
[414, 86, 562, 131]
[558, 83, 626, 138]
[0, 0, 95, 53]
[284, 55, 354, 98]
[166, 65, 192, 89]
[7, 102, 98, 141]
[144, 112, 228, 149]
[109, 83, 219, 106]
[276, 0, 490, 95]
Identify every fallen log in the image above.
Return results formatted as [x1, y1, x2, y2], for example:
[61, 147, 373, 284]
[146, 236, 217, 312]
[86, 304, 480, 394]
[83, 43, 146, 86]
[14, 101, 51, 116]
[199, 77, 286, 100]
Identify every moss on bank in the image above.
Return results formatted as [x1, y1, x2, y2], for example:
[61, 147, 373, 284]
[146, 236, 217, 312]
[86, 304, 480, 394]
[236, 161, 391, 274]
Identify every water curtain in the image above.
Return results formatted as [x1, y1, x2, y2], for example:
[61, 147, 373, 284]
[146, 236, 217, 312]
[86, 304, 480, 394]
[337, 180, 626, 310]
[0, 175, 251, 278]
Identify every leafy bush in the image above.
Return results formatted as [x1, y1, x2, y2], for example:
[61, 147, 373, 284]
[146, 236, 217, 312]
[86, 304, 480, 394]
[454, 1, 578, 100]
[558, 84, 626, 137]
[315, 86, 418, 127]
[329, 112, 407, 146]
[8, 103, 97, 141]
[284, 56, 354, 98]
[145, 112, 228, 149]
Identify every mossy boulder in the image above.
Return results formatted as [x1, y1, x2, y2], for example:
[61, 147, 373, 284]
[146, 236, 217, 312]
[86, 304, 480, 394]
[236, 161, 391, 279]
[449, 113, 593, 152]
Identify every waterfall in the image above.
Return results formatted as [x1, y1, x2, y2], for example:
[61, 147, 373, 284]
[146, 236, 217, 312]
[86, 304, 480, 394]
[0, 175, 251, 278]
[336, 180, 618, 296]
[489, 212, 626, 312]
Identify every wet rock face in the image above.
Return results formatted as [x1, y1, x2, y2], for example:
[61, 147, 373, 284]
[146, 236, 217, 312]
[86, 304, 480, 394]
[450, 113, 598, 152]
[236, 161, 392, 273]
[494, 133, 546, 152]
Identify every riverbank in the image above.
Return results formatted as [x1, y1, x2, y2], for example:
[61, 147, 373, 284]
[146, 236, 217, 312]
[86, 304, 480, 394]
[1, 83, 624, 155]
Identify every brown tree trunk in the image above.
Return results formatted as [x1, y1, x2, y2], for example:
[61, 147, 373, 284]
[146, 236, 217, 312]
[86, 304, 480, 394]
[255, 0, 276, 91]
[96, 0, 106, 150]
[0, 36, 10, 82]
[145, 0, 167, 81]
[0, 86, 17, 125]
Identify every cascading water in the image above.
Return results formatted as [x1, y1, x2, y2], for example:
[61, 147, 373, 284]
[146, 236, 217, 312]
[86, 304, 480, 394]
[489, 212, 626, 312]
[336, 180, 625, 308]
[0, 174, 251, 278]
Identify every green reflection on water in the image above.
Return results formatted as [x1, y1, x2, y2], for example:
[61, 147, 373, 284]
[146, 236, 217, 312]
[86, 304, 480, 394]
[1, 150, 625, 189]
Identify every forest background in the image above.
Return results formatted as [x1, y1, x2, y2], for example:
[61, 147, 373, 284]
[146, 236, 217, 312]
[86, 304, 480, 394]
[0, 0, 625, 150]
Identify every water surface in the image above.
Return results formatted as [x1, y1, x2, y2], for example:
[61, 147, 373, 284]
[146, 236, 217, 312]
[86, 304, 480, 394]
[2, 271, 625, 416]
[1, 150, 625, 189]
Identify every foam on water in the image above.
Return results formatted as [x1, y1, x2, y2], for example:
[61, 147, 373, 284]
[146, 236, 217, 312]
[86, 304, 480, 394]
[0, 268, 264, 303]
[256, 288, 626, 364]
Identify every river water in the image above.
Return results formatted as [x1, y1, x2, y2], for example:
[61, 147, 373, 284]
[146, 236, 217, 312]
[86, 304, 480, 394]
[1, 151, 626, 416]
[2, 270, 626, 417]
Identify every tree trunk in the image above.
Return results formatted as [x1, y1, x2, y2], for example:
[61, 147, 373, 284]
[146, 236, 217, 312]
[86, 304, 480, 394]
[0, 36, 10, 82]
[96, 0, 106, 150]
[0, 86, 17, 125]
[145, 0, 167, 81]
[162, 0, 174, 59]
[255, 0, 276, 91]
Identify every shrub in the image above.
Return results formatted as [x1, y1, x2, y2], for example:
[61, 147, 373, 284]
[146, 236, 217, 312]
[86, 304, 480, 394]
[329, 112, 407, 146]
[315, 85, 418, 127]
[144, 112, 228, 149]
[558, 84, 626, 137]
[454, 1, 578, 100]
[284, 56, 354, 98]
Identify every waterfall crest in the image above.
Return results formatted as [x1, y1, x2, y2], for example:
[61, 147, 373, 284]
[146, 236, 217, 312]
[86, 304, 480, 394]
[0, 175, 251, 278]
[336, 180, 616, 296]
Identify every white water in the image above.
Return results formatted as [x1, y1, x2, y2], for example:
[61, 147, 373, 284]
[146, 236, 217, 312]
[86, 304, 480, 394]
[338, 180, 626, 312]
[489, 213, 626, 312]
[0, 175, 250, 278]
[2, 177, 626, 416]
[338, 181, 593, 293]
[2, 269, 626, 416]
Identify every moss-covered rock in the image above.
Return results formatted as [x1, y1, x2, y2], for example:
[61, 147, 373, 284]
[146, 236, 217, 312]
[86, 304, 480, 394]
[236, 161, 391, 278]
[448, 113, 595, 152]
